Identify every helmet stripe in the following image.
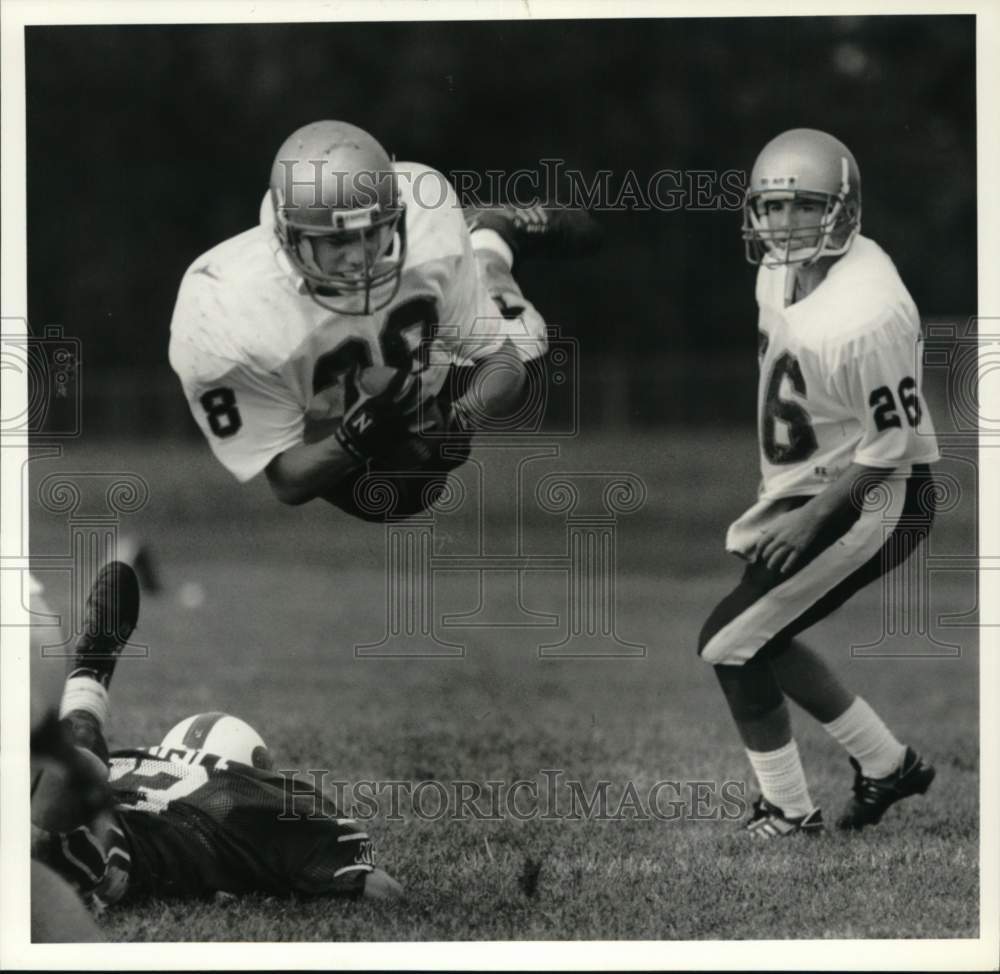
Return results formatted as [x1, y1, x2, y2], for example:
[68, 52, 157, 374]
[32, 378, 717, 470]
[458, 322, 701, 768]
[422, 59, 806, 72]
[181, 711, 225, 749]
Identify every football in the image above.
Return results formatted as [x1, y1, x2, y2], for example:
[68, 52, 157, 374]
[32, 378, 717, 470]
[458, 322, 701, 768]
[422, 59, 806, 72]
[354, 364, 413, 399]
[303, 365, 436, 445]
[310, 366, 461, 522]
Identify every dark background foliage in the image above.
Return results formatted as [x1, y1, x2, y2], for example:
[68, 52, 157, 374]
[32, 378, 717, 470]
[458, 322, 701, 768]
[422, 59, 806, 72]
[25, 16, 975, 430]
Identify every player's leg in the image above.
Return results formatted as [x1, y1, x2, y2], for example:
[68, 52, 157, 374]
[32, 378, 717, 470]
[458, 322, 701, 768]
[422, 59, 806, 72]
[768, 639, 932, 828]
[701, 465, 937, 832]
[32, 559, 139, 827]
[31, 561, 140, 908]
[700, 571, 821, 837]
[59, 560, 140, 761]
[33, 559, 138, 819]
[465, 203, 603, 264]
[771, 639, 912, 784]
[772, 470, 936, 828]
[768, 638, 854, 723]
[465, 203, 603, 341]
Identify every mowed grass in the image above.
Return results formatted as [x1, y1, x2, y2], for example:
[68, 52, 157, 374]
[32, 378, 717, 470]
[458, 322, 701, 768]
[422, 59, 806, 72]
[28, 430, 980, 941]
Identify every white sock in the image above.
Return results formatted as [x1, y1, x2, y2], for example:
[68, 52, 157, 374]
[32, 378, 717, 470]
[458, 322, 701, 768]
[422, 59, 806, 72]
[822, 696, 906, 778]
[745, 740, 815, 817]
[470, 228, 514, 269]
[59, 675, 110, 729]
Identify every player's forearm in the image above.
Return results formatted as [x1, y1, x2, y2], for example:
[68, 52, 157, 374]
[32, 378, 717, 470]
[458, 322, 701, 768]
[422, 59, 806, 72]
[803, 461, 894, 526]
[265, 436, 362, 505]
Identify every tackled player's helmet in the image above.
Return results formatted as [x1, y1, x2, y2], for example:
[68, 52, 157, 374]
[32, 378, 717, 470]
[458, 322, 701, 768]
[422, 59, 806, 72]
[742, 128, 861, 267]
[161, 712, 274, 770]
[269, 120, 405, 314]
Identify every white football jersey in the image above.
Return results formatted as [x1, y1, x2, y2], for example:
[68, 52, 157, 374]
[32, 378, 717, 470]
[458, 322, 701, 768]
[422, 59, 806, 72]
[750, 234, 939, 505]
[169, 163, 544, 483]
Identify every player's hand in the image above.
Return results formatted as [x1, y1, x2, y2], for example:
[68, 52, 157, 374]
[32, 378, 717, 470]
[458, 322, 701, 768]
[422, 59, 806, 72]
[363, 868, 404, 900]
[335, 366, 423, 465]
[752, 506, 823, 575]
[376, 398, 472, 472]
[369, 389, 449, 470]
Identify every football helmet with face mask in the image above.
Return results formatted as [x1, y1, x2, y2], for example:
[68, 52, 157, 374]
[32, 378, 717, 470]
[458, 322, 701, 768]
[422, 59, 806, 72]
[269, 120, 406, 314]
[742, 128, 861, 267]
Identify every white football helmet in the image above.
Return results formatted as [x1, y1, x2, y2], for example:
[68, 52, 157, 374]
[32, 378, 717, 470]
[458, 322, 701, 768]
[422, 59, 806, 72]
[161, 712, 273, 770]
[742, 128, 862, 267]
[269, 120, 405, 315]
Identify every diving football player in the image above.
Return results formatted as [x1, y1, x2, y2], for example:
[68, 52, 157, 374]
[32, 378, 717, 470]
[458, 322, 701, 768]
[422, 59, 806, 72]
[169, 120, 599, 519]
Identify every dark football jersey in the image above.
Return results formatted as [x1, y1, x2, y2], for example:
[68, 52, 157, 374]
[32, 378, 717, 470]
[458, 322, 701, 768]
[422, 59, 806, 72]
[108, 746, 374, 901]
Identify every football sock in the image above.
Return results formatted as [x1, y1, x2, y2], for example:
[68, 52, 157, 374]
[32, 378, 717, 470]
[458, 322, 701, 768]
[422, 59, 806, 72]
[59, 672, 110, 731]
[470, 228, 514, 269]
[746, 740, 815, 817]
[822, 696, 906, 779]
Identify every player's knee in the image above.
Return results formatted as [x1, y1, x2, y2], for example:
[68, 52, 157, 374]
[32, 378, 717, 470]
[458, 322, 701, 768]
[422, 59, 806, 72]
[698, 606, 733, 661]
[698, 604, 766, 666]
[697, 616, 719, 659]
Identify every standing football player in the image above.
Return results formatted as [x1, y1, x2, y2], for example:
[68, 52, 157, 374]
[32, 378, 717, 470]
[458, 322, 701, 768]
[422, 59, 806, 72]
[168, 120, 599, 518]
[31, 562, 403, 909]
[698, 129, 940, 836]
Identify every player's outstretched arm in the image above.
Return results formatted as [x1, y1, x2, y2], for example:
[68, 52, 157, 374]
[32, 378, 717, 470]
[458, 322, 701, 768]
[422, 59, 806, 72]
[266, 367, 427, 505]
[363, 868, 404, 900]
[754, 462, 894, 574]
[265, 434, 363, 506]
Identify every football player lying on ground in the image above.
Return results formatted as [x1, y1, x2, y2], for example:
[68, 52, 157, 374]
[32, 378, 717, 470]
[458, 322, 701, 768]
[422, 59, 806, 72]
[698, 129, 941, 838]
[31, 562, 402, 912]
[169, 119, 600, 520]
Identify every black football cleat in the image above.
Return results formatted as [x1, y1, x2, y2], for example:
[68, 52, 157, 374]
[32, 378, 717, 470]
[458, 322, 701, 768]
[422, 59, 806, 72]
[744, 797, 825, 839]
[836, 747, 936, 830]
[68, 561, 140, 689]
[464, 202, 603, 262]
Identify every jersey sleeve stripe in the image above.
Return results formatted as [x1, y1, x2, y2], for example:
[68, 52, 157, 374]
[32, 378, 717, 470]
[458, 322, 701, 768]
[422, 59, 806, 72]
[333, 864, 373, 877]
[59, 834, 103, 884]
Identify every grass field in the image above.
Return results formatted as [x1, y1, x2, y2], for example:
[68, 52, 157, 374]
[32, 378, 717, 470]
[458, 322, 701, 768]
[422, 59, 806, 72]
[28, 429, 980, 941]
